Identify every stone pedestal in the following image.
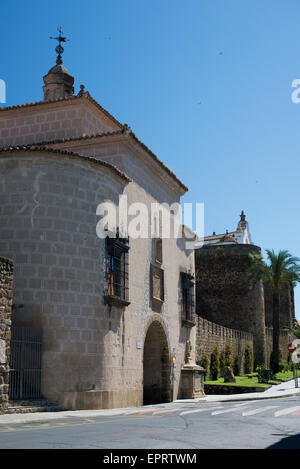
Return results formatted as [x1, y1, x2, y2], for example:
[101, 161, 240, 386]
[180, 363, 205, 399]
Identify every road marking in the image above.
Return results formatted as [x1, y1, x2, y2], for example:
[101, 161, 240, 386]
[211, 406, 252, 415]
[2, 426, 15, 432]
[242, 406, 280, 416]
[274, 406, 300, 417]
[180, 406, 223, 416]
[152, 410, 174, 415]
[233, 402, 258, 407]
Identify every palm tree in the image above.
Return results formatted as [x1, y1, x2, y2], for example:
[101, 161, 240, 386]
[248, 249, 300, 373]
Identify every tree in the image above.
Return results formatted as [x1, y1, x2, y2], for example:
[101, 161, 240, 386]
[210, 347, 220, 380]
[248, 249, 300, 373]
[292, 319, 300, 339]
[244, 344, 254, 374]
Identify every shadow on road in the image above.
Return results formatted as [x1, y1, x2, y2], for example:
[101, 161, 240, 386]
[267, 434, 300, 449]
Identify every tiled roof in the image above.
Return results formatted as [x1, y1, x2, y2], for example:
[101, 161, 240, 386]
[0, 93, 188, 193]
[32, 126, 188, 193]
[204, 231, 235, 241]
[0, 145, 131, 183]
[0, 93, 123, 130]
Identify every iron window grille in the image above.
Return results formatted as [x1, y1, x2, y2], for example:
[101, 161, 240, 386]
[181, 272, 195, 326]
[104, 233, 130, 307]
[9, 326, 43, 401]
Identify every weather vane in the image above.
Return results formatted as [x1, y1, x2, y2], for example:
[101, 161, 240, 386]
[50, 27, 69, 64]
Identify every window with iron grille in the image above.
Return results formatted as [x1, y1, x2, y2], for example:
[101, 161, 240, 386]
[104, 234, 130, 307]
[181, 272, 195, 326]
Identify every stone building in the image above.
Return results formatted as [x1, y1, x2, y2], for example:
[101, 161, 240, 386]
[195, 212, 295, 368]
[0, 257, 13, 412]
[0, 46, 203, 409]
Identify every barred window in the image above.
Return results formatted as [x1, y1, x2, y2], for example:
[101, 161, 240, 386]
[181, 272, 195, 326]
[104, 235, 130, 306]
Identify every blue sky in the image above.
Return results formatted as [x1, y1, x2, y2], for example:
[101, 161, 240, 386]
[1, 0, 300, 319]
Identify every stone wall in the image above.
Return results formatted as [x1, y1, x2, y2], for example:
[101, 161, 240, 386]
[0, 257, 13, 412]
[195, 244, 266, 366]
[0, 97, 120, 148]
[0, 149, 195, 409]
[196, 317, 253, 375]
[264, 282, 295, 329]
[0, 150, 127, 404]
[266, 327, 295, 365]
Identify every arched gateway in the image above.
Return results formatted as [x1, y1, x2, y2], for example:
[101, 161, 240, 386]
[143, 320, 172, 405]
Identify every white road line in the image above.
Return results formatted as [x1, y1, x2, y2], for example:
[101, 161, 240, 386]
[274, 406, 300, 417]
[242, 406, 280, 416]
[211, 406, 252, 416]
[233, 402, 258, 407]
[180, 406, 223, 416]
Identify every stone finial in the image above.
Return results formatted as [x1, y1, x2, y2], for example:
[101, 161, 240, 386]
[122, 123, 132, 134]
[78, 84, 86, 96]
[240, 210, 246, 222]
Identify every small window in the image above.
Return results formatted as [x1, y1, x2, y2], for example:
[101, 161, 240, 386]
[154, 238, 163, 264]
[105, 234, 130, 306]
[181, 272, 195, 326]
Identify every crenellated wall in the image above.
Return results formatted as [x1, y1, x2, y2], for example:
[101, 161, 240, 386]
[196, 317, 253, 374]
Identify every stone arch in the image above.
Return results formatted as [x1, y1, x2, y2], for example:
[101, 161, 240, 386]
[143, 316, 172, 405]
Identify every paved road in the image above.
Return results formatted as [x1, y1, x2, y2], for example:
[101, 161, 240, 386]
[0, 396, 299, 449]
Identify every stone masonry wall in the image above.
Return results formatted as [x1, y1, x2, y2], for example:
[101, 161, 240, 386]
[196, 316, 253, 375]
[0, 151, 126, 404]
[264, 282, 295, 329]
[0, 257, 13, 412]
[195, 244, 267, 366]
[0, 99, 118, 148]
[266, 327, 295, 365]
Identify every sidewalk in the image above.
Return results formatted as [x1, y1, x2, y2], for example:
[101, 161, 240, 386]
[0, 379, 299, 425]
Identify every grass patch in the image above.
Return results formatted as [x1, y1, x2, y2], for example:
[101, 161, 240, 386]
[275, 370, 299, 381]
[205, 374, 269, 387]
[205, 369, 298, 387]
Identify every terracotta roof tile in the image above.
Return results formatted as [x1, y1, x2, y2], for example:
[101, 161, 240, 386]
[32, 127, 188, 193]
[0, 93, 187, 193]
[0, 145, 131, 183]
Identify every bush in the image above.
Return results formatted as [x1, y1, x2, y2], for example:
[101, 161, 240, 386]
[278, 362, 289, 372]
[244, 344, 254, 374]
[219, 351, 225, 377]
[210, 347, 220, 380]
[233, 355, 240, 376]
[201, 353, 209, 378]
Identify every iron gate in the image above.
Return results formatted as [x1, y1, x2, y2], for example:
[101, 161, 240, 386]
[9, 326, 43, 400]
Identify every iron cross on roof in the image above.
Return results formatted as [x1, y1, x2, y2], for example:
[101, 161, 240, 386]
[50, 27, 69, 63]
